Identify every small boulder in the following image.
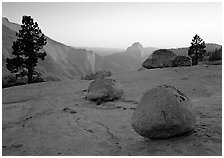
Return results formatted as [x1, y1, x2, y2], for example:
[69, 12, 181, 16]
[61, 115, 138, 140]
[81, 70, 112, 80]
[142, 49, 177, 69]
[172, 55, 192, 67]
[132, 85, 196, 139]
[86, 78, 124, 102]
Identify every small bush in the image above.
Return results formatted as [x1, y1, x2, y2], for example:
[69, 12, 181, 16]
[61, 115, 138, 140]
[172, 56, 192, 67]
[2, 75, 26, 88]
[32, 75, 45, 83]
[2, 72, 46, 88]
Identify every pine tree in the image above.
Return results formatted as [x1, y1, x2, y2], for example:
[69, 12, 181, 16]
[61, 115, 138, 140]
[188, 34, 206, 65]
[6, 15, 47, 84]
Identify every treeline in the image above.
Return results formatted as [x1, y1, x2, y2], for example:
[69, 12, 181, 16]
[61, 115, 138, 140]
[205, 47, 222, 61]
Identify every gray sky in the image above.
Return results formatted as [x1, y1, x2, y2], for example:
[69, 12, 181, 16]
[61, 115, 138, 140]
[2, 2, 222, 49]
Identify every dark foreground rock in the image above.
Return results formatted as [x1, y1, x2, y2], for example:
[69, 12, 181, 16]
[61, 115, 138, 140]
[132, 85, 196, 139]
[142, 49, 177, 69]
[172, 55, 192, 67]
[86, 78, 124, 102]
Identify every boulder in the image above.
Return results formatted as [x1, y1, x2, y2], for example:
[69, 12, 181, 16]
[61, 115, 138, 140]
[142, 58, 163, 69]
[81, 70, 112, 80]
[132, 85, 196, 139]
[172, 56, 192, 67]
[142, 49, 177, 69]
[86, 78, 124, 102]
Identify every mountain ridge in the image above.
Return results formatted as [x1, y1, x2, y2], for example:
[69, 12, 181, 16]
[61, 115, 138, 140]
[2, 17, 222, 82]
[2, 17, 147, 80]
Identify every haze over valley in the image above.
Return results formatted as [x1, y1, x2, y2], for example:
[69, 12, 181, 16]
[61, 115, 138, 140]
[2, 17, 221, 81]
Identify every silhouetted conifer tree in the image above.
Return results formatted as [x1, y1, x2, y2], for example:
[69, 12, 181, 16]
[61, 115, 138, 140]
[6, 15, 47, 84]
[188, 34, 206, 65]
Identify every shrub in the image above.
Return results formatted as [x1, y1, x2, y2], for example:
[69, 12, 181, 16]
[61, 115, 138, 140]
[2, 75, 26, 88]
[2, 71, 46, 88]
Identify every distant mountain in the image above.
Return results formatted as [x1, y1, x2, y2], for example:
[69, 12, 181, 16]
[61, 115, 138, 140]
[103, 52, 143, 73]
[3, 17, 220, 82]
[126, 42, 144, 58]
[125, 42, 158, 59]
[75, 47, 124, 56]
[205, 43, 222, 53]
[2, 17, 146, 80]
[2, 17, 21, 32]
[169, 43, 222, 56]
[2, 17, 106, 80]
[78, 44, 158, 58]
[101, 42, 158, 73]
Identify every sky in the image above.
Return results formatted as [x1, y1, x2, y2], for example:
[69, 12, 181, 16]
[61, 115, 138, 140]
[2, 2, 222, 49]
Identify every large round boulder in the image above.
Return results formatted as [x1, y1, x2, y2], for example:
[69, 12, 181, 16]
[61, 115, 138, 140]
[132, 85, 196, 139]
[142, 49, 177, 69]
[86, 78, 124, 102]
[172, 55, 192, 67]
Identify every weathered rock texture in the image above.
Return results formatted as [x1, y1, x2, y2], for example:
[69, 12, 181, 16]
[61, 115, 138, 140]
[2, 65, 222, 156]
[86, 78, 124, 102]
[172, 56, 192, 67]
[132, 85, 196, 139]
[142, 49, 177, 69]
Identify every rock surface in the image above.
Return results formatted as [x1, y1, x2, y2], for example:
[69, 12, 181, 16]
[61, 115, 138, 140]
[132, 85, 196, 139]
[86, 78, 124, 102]
[2, 65, 222, 156]
[172, 56, 192, 67]
[142, 49, 177, 69]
